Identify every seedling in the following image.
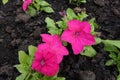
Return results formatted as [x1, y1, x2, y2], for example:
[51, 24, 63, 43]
[69, 0, 87, 5]
[23, 0, 54, 16]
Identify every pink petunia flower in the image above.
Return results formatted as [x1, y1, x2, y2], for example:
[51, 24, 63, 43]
[40, 34, 69, 63]
[32, 47, 59, 76]
[61, 20, 95, 55]
[22, 0, 32, 11]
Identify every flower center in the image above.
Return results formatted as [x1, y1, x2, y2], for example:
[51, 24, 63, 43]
[74, 32, 79, 36]
[40, 59, 45, 65]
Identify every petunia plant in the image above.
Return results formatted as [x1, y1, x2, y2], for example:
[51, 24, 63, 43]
[15, 45, 65, 80]
[14, 7, 120, 80]
[45, 8, 98, 57]
[22, 0, 54, 16]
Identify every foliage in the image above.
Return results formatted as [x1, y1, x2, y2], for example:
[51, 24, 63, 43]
[45, 8, 97, 35]
[2, 0, 8, 4]
[45, 8, 98, 57]
[69, 0, 86, 5]
[15, 45, 65, 80]
[81, 46, 96, 57]
[26, 0, 54, 16]
[103, 40, 120, 80]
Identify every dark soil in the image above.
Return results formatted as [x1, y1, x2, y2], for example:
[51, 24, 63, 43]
[0, 0, 120, 80]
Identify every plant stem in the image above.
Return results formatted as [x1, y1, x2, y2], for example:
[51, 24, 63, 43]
[25, 72, 31, 80]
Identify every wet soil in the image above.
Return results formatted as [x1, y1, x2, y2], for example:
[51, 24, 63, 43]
[0, 0, 120, 80]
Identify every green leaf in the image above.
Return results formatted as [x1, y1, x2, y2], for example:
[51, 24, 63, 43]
[105, 59, 114, 66]
[77, 12, 88, 21]
[35, 0, 42, 3]
[109, 52, 117, 60]
[26, 6, 36, 16]
[45, 17, 56, 28]
[18, 51, 29, 64]
[55, 77, 65, 80]
[56, 21, 67, 30]
[103, 40, 120, 49]
[62, 41, 68, 46]
[32, 72, 42, 80]
[28, 45, 37, 57]
[80, 0, 87, 3]
[95, 37, 102, 45]
[40, 1, 50, 6]
[89, 18, 98, 32]
[42, 7, 54, 13]
[33, 3, 40, 10]
[16, 73, 27, 80]
[2, 0, 8, 4]
[66, 8, 77, 20]
[117, 74, 120, 80]
[45, 17, 62, 35]
[81, 46, 96, 57]
[117, 53, 120, 60]
[118, 63, 120, 72]
[28, 45, 37, 65]
[103, 40, 119, 53]
[14, 64, 29, 74]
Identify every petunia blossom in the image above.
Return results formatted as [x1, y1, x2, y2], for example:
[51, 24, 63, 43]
[40, 34, 69, 63]
[32, 46, 59, 76]
[22, 0, 32, 11]
[61, 20, 95, 55]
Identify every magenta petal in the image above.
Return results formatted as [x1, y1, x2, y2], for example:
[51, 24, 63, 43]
[81, 22, 91, 33]
[40, 64, 59, 76]
[41, 34, 62, 46]
[38, 44, 49, 52]
[32, 46, 59, 76]
[58, 46, 69, 56]
[68, 20, 82, 31]
[61, 29, 74, 43]
[44, 51, 57, 63]
[32, 61, 41, 70]
[56, 55, 63, 63]
[22, 3, 27, 11]
[52, 35, 62, 45]
[41, 34, 53, 43]
[52, 45, 68, 63]
[80, 32, 95, 45]
[71, 38, 84, 54]
[22, 0, 32, 11]
[34, 51, 43, 60]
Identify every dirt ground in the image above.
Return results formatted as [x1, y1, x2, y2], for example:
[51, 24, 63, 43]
[0, 0, 120, 80]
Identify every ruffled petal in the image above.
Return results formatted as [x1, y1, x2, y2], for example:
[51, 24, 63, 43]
[44, 50, 57, 63]
[22, 0, 32, 11]
[80, 32, 95, 45]
[61, 29, 74, 43]
[34, 51, 42, 60]
[53, 35, 62, 45]
[51, 45, 68, 63]
[41, 34, 53, 43]
[22, 2, 27, 11]
[71, 38, 84, 55]
[32, 61, 41, 70]
[81, 21, 91, 33]
[41, 34, 62, 46]
[40, 64, 59, 76]
[68, 20, 82, 31]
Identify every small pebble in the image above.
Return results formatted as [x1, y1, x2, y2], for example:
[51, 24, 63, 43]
[5, 26, 12, 33]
